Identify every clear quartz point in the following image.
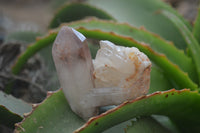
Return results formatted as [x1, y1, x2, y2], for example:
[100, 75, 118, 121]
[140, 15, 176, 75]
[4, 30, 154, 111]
[52, 26, 96, 119]
[52, 26, 151, 120]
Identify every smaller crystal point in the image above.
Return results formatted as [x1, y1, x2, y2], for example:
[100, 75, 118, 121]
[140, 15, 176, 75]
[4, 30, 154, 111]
[52, 26, 96, 119]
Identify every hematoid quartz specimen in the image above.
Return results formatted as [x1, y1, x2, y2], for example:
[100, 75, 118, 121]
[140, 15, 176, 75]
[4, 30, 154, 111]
[52, 26, 151, 120]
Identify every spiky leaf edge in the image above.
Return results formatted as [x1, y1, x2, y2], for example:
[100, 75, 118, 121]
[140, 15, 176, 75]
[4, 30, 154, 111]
[75, 89, 200, 133]
[11, 27, 198, 90]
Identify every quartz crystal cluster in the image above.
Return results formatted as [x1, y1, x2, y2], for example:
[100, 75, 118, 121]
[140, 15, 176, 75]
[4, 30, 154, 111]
[52, 26, 151, 120]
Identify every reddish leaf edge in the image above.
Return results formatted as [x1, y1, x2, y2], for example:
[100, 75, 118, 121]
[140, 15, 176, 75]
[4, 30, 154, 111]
[74, 88, 195, 133]
[14, 88, 198, 132]
[63, 17, 176, 47]
[76, 27, 198, 90]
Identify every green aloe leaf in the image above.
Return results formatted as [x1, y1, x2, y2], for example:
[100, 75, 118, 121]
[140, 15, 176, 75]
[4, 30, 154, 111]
[162, 10, 200, 85]
[104, 116, 177, 133]
[125, 117, 171, 133]
[15, 90, 84, 133]
[149, 66, 173, 93]
[15, 89, 200, 133]
[11, 31, 173, 92]
[76, 28, 197, 90]
[0, 105, 22, 129]
[11, 27, 197, 90]
[0, 91, 32, 128]
[75, 89, 200, 133]
[65, 18, 197, 83]
[49, 3, 114, 28]
[193, 5, 200, 44]
[88, 0, 192, 50]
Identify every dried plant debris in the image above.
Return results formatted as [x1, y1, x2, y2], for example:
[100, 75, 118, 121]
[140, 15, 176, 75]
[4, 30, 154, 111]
[0, 42, 47, 103]
[11, 55, 48, 103]
[0, 43, 21, 71]
[0, 43, 20, 91]
[52, 26, 151, 120]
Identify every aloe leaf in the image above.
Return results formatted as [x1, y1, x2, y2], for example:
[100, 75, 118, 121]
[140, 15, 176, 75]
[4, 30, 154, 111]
[49, 3, 114, 28]
[0, 91, 32, 128]
[15, 89, 200, 133]
[152, 115, 180, 133]
[104, 116, 176, 133]
[102, 118, 139, 133]
[125, 117, 171, 133]
[76, 28, 197, 90]
[11, 32, 173, 92]
[88, 0, 191, 50]
[65, 18, 197, 83]
[193, 5, 200, 44]
[149, 66, 173, 93]
[0, 105, 22, 129]
[105, 116, 176, 133]
[12, 28, 197, 90]
[74, 89, 200, 133]
[15, 90, 84, 133]
[162, 10, 200, 85]
[11, 36, 171, 93]
[88, 42, 100, 59]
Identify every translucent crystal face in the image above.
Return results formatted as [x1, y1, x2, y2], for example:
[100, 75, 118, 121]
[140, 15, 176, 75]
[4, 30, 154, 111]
[52, 26, 96, 118]
[52, 27, 151, 120]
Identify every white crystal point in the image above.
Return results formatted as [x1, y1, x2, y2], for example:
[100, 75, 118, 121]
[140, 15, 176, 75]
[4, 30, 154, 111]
[52, 26, 96, 119]
[93, 40, 151, 101]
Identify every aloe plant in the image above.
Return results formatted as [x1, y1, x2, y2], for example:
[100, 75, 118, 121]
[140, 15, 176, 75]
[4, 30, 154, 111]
[2, 0, 200, 133]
